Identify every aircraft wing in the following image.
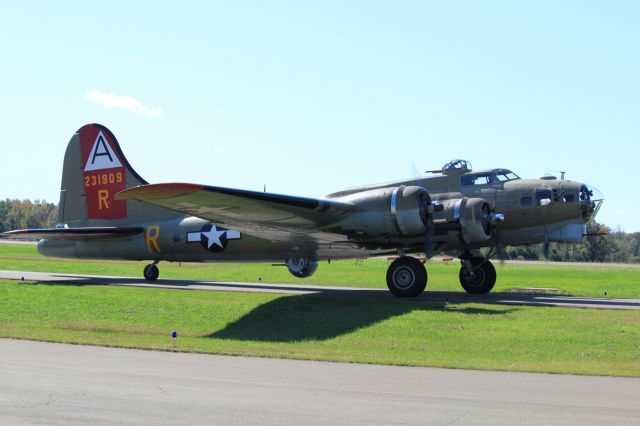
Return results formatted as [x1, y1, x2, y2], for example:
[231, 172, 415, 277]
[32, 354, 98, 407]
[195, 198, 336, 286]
[0, 227, 145, 240]
[117, 183, 354, 241]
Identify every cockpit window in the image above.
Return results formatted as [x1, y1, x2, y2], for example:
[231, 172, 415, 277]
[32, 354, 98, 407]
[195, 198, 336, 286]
[461, 175, 478, 185]
[496, 171, 520, 181]
[462, 173, 494, 185]
[461, 170, 520, 186]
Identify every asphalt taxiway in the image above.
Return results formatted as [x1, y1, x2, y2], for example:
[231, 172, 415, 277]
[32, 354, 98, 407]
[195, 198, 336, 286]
[1, 339, 638, 425]
[1, 269, 639, 310]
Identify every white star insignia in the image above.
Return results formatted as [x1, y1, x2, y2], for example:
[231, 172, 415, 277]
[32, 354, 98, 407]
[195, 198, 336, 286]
[202, 226, 226, 249]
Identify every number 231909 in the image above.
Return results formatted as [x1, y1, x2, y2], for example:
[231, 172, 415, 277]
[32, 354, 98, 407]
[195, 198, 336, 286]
[84, 171, 123, 187]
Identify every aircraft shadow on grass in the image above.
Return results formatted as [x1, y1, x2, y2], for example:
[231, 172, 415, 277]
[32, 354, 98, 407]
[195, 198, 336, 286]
[25, 275, 639, 341]
[207, 293, 512, 343]
[27, 275, 513, 342]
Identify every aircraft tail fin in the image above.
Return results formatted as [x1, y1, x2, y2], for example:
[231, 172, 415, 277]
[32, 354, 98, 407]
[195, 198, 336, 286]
[58, 123, 174, 226]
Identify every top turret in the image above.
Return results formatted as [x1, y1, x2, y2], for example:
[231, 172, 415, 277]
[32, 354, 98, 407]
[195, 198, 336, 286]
[442, 159, 472, 174]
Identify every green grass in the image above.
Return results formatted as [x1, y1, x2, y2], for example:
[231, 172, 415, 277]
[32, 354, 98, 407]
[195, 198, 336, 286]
[1, 243, 639, 298]
[1, 279, 639, 376]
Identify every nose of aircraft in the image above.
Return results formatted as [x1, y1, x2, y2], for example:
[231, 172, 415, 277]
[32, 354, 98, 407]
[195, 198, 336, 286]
[579, 183, 603, 223]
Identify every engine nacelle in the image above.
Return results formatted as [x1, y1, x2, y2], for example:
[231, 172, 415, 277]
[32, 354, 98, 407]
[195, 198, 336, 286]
[337, 185, 431, 237]
[459, 198, 493, 244]
[432, 197, 493, 245]
[391, 185, 431, 235]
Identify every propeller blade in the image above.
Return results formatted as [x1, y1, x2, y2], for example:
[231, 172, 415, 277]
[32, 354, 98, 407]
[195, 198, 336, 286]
[425, 218, 434, 259]
[410, 162, 422, 179]
[497, 244, 507, 265]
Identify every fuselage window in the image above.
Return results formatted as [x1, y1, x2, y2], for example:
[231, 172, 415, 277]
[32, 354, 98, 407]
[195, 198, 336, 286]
[521, 196, 532, 206]
[535, 189, 553, 206]
[563, 194, 575, 203]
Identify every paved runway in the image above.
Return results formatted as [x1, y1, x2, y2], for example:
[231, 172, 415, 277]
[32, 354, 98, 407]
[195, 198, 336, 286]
[1, 339, 638, 425]
[1, 269, 639, 310]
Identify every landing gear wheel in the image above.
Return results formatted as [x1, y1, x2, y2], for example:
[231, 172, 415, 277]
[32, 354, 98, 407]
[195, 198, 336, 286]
[143, 263, 159, 281]
[459, 257, 496, 294]
[285, 257, 318, 278]
[386, 256, 427, 297]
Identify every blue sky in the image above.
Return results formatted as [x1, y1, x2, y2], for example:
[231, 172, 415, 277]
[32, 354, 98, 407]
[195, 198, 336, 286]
[1, 1, 638, 231]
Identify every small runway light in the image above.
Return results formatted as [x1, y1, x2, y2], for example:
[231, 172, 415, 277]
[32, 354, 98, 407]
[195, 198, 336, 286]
[171, 330, 177, 348]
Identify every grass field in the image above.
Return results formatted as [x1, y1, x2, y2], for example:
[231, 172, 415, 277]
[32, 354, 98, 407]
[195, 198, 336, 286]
[1, 243, 639, 377]
[1, 279, 639, 377]
[1, 243, 639, 298]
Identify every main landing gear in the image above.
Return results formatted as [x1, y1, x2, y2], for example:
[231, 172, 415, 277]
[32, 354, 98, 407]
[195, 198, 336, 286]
[143, 261, 159, 281]
[458, 255, 496, 294]
[386, 257, 427, 297]
[386, 253, 496, 297]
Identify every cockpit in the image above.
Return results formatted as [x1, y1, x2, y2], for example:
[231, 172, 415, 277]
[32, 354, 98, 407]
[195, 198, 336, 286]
[461, 169, 520, 186]
[436, 160, 520, 186]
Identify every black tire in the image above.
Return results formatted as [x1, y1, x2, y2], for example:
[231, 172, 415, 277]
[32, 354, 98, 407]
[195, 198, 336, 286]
[386, 257, 427, 297]
[459, 258, 496, 294]
[286, 258, 319, 278]
[143, 264, 159, 281]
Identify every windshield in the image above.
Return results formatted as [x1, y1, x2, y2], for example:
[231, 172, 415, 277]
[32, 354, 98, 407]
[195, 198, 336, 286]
[496, 171, 520, 181]
[461, 170, 520, 186]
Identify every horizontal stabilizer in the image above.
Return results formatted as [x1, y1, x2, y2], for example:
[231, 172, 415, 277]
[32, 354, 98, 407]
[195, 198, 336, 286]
[0, 227, 144, 240]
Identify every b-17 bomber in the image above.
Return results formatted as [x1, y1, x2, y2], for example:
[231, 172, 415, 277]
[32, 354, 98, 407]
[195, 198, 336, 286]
[1, 124, 603, 297]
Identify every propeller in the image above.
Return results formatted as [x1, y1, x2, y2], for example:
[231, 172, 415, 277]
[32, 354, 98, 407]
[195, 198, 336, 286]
[409, 163, 436, 259]
[410, 163, 506, 261]
[482, 202, 507, 264]
[416, 192, 435, 259]
[424, 213, 435, 259]
[477, 201, 504, 236]
[480, 202, 492, 234]
[410, 162, 422, 180]
[496, 244, 508, 264]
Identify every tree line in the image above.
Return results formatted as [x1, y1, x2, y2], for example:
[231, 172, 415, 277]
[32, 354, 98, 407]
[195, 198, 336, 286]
[486, 222, 640, 263]
[0, 199, 58, 232]
[0, 199, 638, 263]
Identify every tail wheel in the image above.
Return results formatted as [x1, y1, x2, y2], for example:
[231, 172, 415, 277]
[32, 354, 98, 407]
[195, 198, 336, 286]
[285, 257, 318, 278]
[459, 258, 496, 294]
[386, 256, 427, 297]
[143, 263, 159, 281]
